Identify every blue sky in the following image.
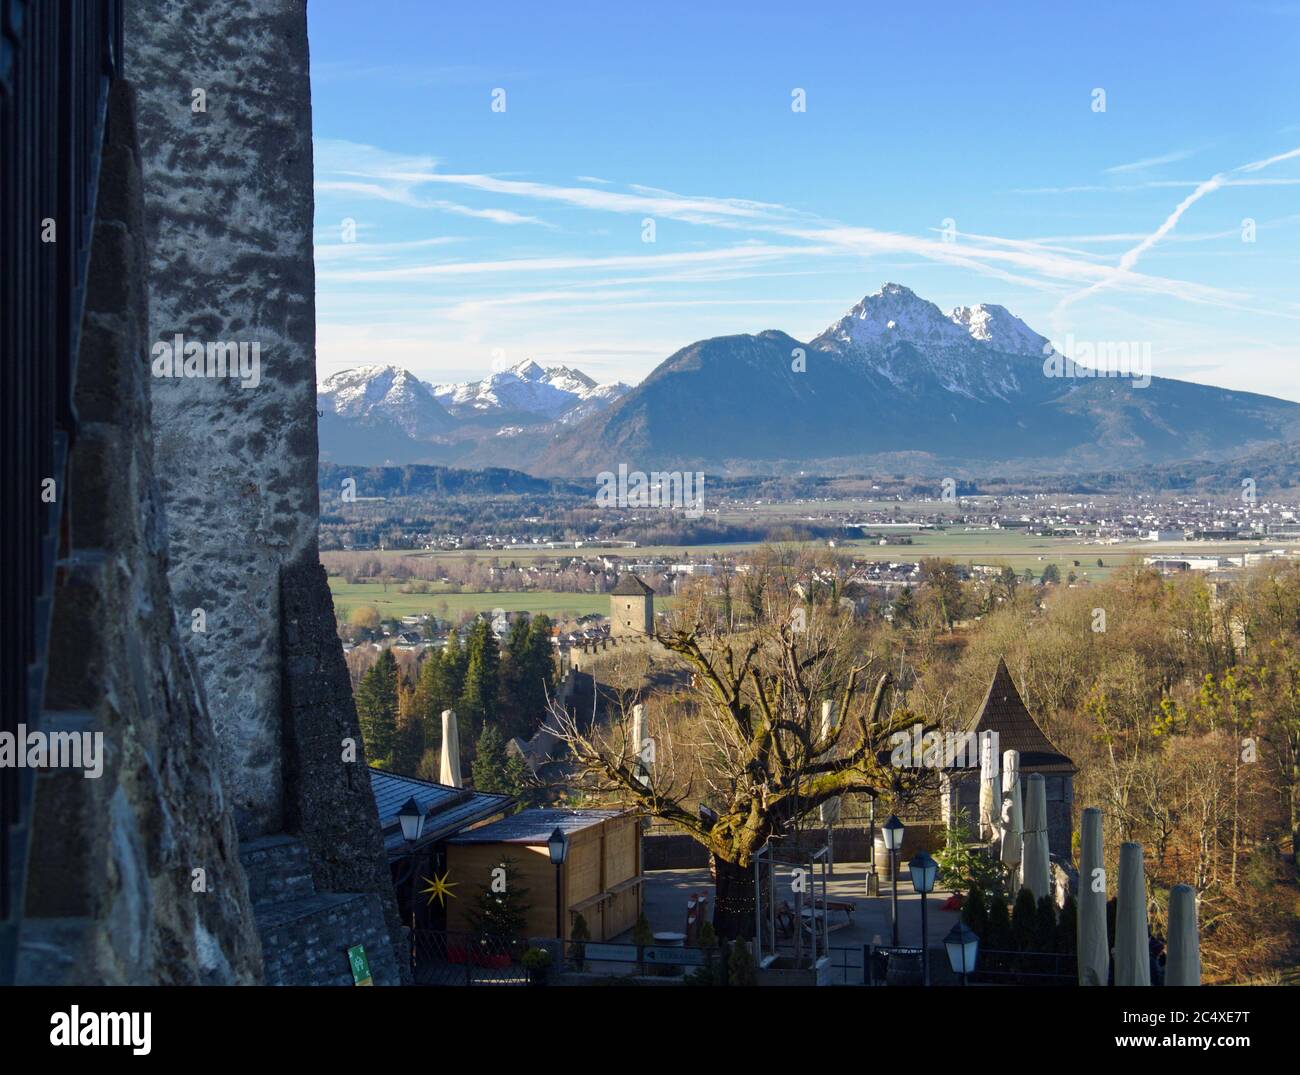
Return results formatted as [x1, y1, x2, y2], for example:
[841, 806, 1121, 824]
[308, 0, 1300, 400]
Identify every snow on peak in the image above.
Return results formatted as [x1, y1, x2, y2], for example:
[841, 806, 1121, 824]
[949, 303, 1046, 356]
[317, 365, 452, 438]
[431, 360, 627, 419]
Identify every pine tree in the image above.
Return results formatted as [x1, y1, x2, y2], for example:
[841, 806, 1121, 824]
[441, 631, 468, 712]
[961, 883, 988, 939]
[1032, 894, 1058, 953]
[1056, 893, 1078, 954]
[472, 724, 511, 794]
[468, 857, 531, 949]
[728, 938, 757, 986]
[355, 649, 399, 766]
[412, 650, 447, 751]
[1011, 887, 1038, 951]
[985, 894, 1013, 952]
[459, 619, 501, 743]
[391, 683, 425, 776]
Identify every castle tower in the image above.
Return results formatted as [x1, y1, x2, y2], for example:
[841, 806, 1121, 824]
[611, 574, 655, 637]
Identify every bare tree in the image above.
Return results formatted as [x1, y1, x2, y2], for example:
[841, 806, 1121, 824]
[552, 615, 926, 936]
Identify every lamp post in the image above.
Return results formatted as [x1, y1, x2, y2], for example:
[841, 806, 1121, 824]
[547, 826, 570, 942]
[908, 850, 938, 986]
[944, 921, 979, 986]
[397, 796, 425, 843]
[882, 815, 904, 946]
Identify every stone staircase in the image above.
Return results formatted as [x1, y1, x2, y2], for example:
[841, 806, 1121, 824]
[240, 834, 401, 986]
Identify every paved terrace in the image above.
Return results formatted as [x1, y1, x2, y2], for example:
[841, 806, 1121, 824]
[586, 861, 963, 984]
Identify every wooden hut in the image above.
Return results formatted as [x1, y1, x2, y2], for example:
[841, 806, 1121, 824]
[446, 808, 643, 941]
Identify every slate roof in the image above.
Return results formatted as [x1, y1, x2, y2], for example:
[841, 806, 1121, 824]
[369, 768, 513, 856]
[963, 658, 1076, 773]
[447, 807, 623, 845]
[611, 574, 654, 597]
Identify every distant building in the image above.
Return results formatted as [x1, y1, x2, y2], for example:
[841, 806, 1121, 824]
[610, 573, 655, 637]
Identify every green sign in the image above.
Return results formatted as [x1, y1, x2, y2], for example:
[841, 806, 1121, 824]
[348, 944, 373, 986]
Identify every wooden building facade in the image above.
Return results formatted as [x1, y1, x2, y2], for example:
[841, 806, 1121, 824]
[446, 808, 643, 941]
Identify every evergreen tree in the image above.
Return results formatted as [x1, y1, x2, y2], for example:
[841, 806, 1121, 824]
[961, 883, 988, 939]
[391, 683, 425, 776]
[1011, 887, 1038, 951]
[892, 586, 915, 626]
[468, 857, 531, 948]
[459, 618, 501, 743]
[523, 613, 556, 730]
[1032, 894, 1058, 953]
[1056, 893, 1078, 954]
[355, 649, 399, 766]
[411, 650, 447, 750]
[472, 724, 511, 793]
[713, 938, 732, 986]
[985, 894, 1013, 952]
[727, 938, 757, 986]
[441, 631, 468, 711]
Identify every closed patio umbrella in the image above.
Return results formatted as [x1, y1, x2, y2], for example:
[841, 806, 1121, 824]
[439, 708, 462, 787]
[819, 700, 841, 823]
[1000, 750, 1022, 876]
[1078, 807, 1109, 985]
[1021, 773, 1050, 902]
[1115, 842, 1150, 986]
[631, 703, 649, 786]
[1165, 884, 1200, 986]
[978, 731, 1000, 842]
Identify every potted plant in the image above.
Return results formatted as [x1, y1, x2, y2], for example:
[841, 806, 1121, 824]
[521, 946, 553, 986]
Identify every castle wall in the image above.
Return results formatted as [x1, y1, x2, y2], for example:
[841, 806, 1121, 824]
[19, 82, 263, 984]
[124, 0, 322, 839]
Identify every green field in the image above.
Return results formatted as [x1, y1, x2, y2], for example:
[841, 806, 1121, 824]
[325, 530, 1293, 600]
[327, 581, 657, 620]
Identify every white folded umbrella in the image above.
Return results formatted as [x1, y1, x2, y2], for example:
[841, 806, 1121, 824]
[1165, 883, 1200, 986]
[1021, 773, 1050, 902]
[819, 700, 842, 823]
[1000, 750, 1022, 874]
[979, 731, 1000, 842]
[440, 708, 462, 788]
[1078, 806, 1109, 985]
[1115, 842, 1151, 986]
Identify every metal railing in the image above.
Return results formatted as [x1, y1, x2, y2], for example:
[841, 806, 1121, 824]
[409, 930, 531, 986]
[0, 0, 123, 984]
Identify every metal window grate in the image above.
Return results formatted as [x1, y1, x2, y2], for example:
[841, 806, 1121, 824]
[0, 0, 122, 984]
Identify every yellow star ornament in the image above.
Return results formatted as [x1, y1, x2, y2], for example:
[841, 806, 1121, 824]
[419, 872, 458, 907]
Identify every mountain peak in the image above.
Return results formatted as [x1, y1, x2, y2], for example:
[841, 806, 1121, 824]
[949, 303, 1046, 356]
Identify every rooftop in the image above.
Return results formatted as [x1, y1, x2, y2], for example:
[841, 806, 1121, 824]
[962, 658, 1076, 773]
[369, 768, 513, 855]
[447, 807, 625, 845]
[611, 573, 655, 596]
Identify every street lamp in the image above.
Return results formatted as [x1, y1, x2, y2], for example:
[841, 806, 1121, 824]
[397, 796, 425, 843]
[908, 850, 938, 986]
[882, 815, 904, 946]
[547, 826, 569, 941]
[944, 921, 980, 985]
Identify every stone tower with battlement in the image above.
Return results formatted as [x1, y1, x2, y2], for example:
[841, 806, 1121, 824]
[611, 574, 655, 637]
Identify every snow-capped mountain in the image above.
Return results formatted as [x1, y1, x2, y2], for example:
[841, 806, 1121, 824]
[431, 358, 629, 420]
[811, 283, 1048, 402]
[530, 282, 1300, 476]
[317, 365, 456, 439]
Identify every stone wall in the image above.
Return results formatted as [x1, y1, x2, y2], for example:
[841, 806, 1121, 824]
[124, 0, 322, 839]
[18, 81, 263, 985]
[281, 561, 409, 981]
